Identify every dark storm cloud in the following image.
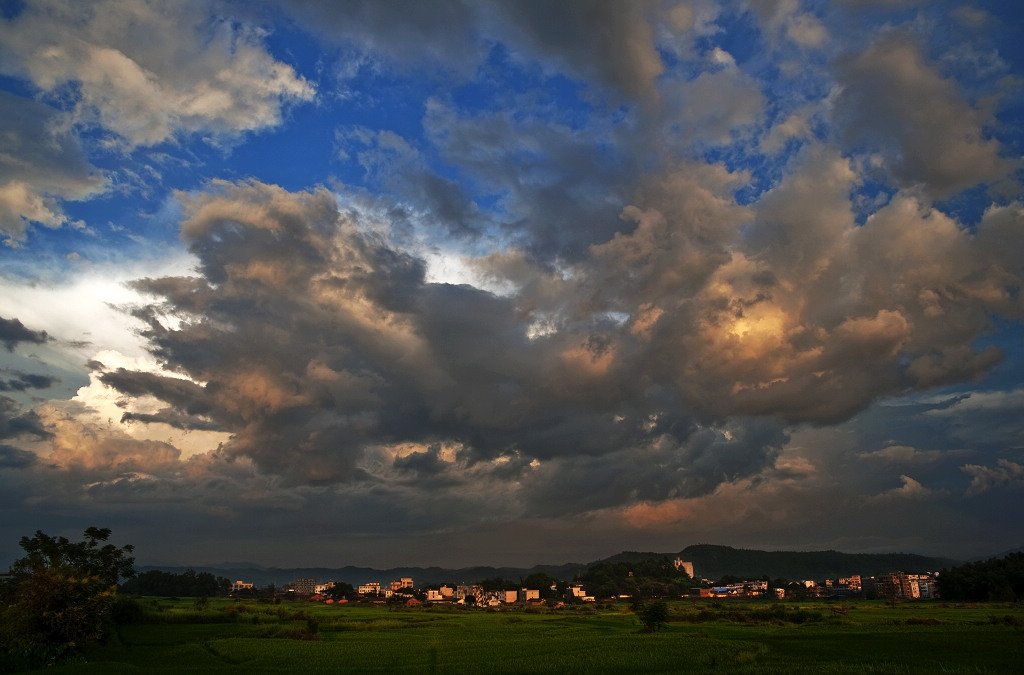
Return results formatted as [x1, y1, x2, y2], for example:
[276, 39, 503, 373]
[0, 444, 37, 469]
[490, 0, 663, 101]
[0, 372, 60, 392]
[421, 98, 634, 262]
[0, 395, 49, 444]
[119, 409, 223, 432]
[0, 316, 50, 351]
[93, 148, 1024, 524]
[99, 368, 214, 418]
[96, 179, 782, 504]
[280, 0, 663, 102]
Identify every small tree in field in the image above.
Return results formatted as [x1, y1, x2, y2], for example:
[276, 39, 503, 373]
[630, 598, 670, 632]
[1, 527, 135, 665]
[641, 601, 669, 632]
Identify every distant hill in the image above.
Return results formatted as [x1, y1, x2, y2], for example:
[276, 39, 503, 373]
[137, 544, 963, 588]
[676, 544, 962, 581]
[135, 562, 588, 588]
[987, 545, 1024, 559]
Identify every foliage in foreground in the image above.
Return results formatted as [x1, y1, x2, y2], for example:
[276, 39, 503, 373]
[0, 528, 135, 669]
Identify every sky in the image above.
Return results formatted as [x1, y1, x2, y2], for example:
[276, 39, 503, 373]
[1, 0, 1023, 570]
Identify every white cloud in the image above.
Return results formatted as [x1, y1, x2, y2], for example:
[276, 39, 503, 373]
[867, 474, 934, 503]
[0, 0, 315, 149]
[0, 93, 107, 244]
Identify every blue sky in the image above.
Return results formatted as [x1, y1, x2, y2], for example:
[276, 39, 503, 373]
[1, 0, 1022, 569]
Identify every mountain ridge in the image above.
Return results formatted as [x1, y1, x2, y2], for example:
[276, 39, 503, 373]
[137, 544, 965, 587]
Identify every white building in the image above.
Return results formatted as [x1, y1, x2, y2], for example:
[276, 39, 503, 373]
[358, 582, 381, 595]
[673, 559, 695, 579]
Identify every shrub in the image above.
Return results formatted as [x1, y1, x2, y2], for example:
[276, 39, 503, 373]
[110, 595, 144, 625]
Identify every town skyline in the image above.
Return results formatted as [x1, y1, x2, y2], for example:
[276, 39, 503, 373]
[2, 1, 1023, 570]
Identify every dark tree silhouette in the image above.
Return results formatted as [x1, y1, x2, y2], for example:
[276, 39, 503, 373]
[2, 527, 135, 666]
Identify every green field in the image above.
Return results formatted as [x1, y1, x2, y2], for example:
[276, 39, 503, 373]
[21, 599, 1024, 674]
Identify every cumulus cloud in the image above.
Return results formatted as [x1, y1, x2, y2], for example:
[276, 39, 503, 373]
[0, 93, 106, 244]
[0, 0, 315, 149]
[82, 156, 1023, 524]
[962, 460, 1024, 496]
[833, 30, 1012, 199]
[40, 404, 181, 475]
[745, 0, 828, 49]
[660, 58, 765, 146]
[82, 179, 789, 510]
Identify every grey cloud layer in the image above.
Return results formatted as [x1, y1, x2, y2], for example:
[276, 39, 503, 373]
[100, 153, 1022, 507]
[91, 178, 789, 514]
[2, 0, 1022, 564]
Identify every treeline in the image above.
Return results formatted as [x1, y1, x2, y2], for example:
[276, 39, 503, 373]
[575, 556, 698, 599]
[937, 552, 1024, 602]
[121, 568, 230, 597]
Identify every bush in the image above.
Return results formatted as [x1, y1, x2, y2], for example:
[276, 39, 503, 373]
[110, 595, 144, 625]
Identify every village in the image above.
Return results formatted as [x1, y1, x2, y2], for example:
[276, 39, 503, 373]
[228, 557, 943, 606]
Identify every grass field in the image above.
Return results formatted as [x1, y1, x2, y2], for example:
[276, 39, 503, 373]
[22, 598, 1024, 674]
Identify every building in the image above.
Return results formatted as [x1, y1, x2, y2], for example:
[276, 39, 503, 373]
[231, 580, 254, 592]
[456, 584, 484, 604]
[673, 559, 695, 579]
[569, 585, 595, 602]
[873, 572, 938, 600]
[292, 577, 316, 595]
[358, 582, 381, 595]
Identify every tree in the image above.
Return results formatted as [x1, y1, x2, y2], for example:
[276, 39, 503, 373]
[630, 597, 669, 633]
[1, 527, 135, 665]
[11, 527, 135, 587]
[327, 581, 354, 600]
[642, 601, 670, 632]
[523, 572, 559, 599]
[937, 553, 1024, 601]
